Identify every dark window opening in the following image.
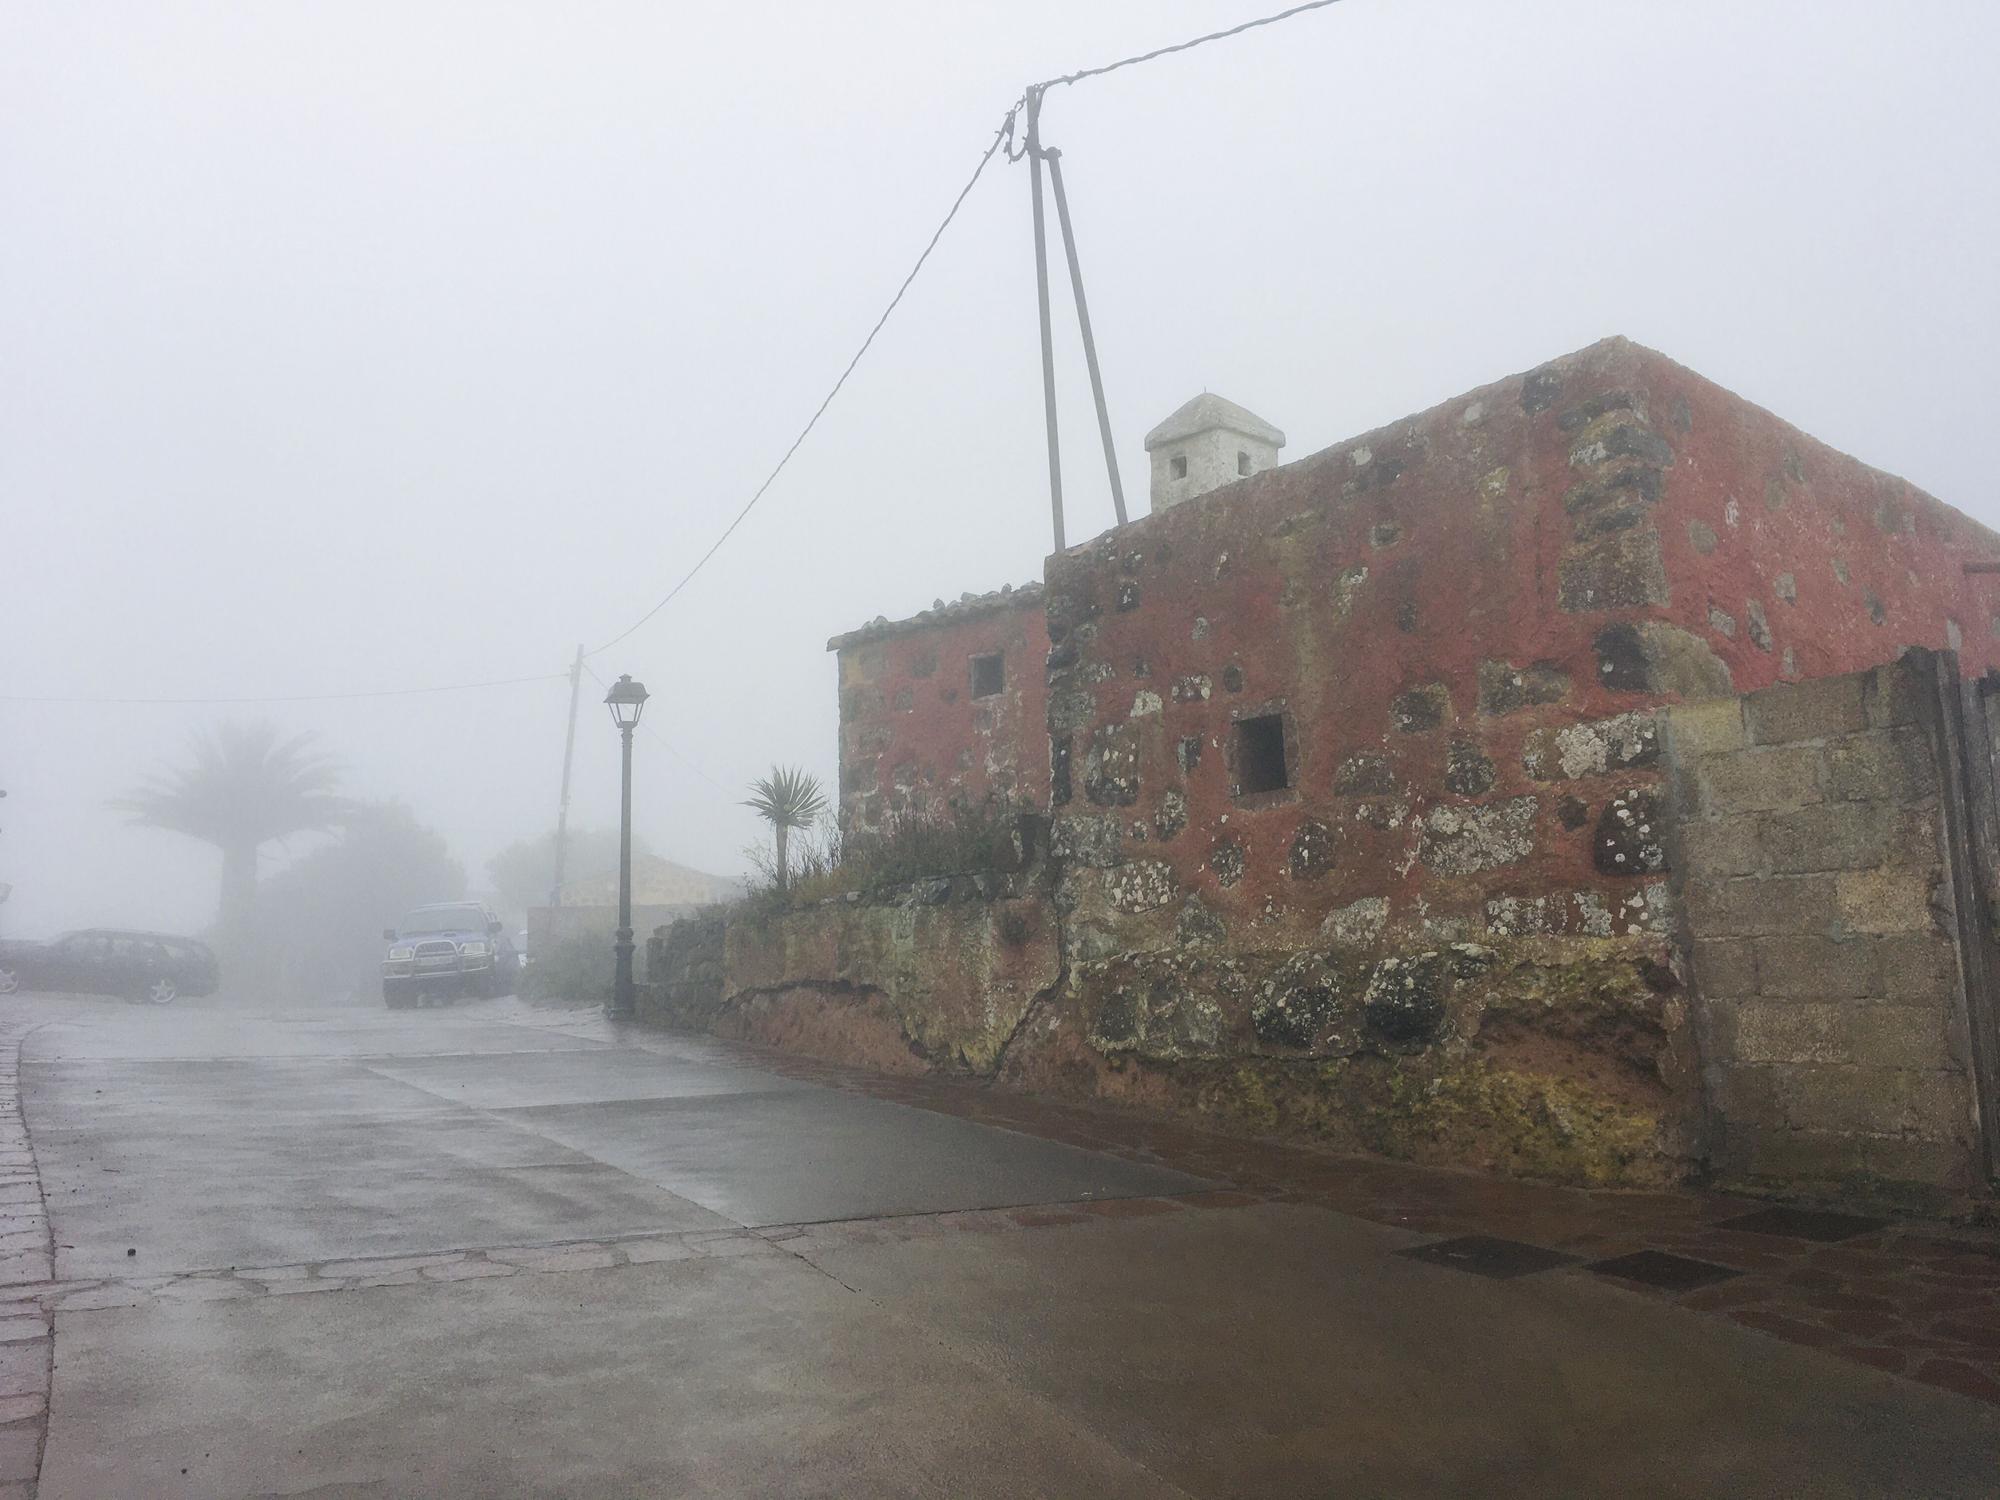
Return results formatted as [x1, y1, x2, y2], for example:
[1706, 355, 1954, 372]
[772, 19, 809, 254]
[1170, 454, 1188, 479]
[970, 654, 1005, 699]
[1237, 450, 1252, 476]
[1235, 713, 1289, 795]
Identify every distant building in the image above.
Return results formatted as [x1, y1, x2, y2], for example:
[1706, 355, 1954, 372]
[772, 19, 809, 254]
[530, 855, 741, 947]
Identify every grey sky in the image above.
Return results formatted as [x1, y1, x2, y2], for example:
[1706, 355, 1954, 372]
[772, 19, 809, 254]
[3, 0, 1996, 938]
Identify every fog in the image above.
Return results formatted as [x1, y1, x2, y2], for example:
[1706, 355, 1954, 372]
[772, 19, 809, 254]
[3, 0, 1996, 944]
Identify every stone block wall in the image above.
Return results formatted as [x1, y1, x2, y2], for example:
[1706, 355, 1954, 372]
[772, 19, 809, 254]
[1668, 655, 1989, 1205]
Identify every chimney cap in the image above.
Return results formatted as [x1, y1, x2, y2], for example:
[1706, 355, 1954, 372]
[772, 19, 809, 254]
[1144, 393, 1285, 452]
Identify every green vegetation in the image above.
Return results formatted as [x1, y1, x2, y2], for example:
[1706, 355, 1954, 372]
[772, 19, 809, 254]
[258, 801, 465, 1003]
[111, 721, 348, 955]
[522, 931, 615, 1006]
[742, 766, 828, 893]
[742, 800, 1022, 915]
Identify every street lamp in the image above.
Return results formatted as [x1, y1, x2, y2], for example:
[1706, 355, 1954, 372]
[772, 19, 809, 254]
[603, 673, 649, 1019]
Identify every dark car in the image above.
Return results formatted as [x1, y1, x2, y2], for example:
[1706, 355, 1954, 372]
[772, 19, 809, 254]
[0, 929, 219, 1005]
[381, 902, 517, 1009]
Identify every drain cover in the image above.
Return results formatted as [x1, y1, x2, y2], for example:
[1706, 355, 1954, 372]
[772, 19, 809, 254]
[1397, 1234, 1578, 1280]
[1588, 1250, 1741, 1292]
[1718, 1207, 1887, 1243]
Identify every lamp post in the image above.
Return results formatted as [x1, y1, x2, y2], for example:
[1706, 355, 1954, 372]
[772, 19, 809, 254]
[603, 673, 649, 1020]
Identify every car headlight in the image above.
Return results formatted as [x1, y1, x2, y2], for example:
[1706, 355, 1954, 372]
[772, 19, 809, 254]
[388, 946, 415, 961]
[459, 941, 488, 958]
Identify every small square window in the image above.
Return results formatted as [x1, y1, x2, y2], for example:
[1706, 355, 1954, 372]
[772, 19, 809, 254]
[1170, 454, 1188, 480]
[970, 654, 1005, 698]
[1237, 450, 1252, 476]
[1235, 713, 1289, 794]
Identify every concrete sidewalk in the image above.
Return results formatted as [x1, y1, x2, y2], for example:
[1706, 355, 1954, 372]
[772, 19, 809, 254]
[7, 994, 1999, 1497]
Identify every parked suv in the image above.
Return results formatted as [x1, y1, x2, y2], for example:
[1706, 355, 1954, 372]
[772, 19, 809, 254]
[0, 930, 219, 1005]
[381, 903, 517, 1008]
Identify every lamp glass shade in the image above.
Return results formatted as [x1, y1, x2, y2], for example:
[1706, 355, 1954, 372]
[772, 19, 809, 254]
[604, 674, 649, 729]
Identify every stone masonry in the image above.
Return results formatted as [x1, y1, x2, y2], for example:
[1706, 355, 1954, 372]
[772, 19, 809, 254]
[660, 339, 2000, 1209]
[1670, 655, 1991, 1207]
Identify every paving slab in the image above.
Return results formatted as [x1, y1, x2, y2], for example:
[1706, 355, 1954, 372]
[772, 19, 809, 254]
[499, 1087, 1212, 1227]
[803, 1201, 2000, 1498]
[47, 1153, 735, 1279]
[23, 1006, 611, 1062]
[38, 1257, 1180, 1500]
[30, 1056, 465, 1120]
[362, 1045, 814, 1109]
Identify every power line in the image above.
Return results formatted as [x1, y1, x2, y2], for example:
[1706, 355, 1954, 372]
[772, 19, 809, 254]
[585, 100, 1025, 659]
[579, 663, 732, 794]
[1038, 0, 1347, 89]
[21, 7, 1349, 708]
[0, 672, 568, 707]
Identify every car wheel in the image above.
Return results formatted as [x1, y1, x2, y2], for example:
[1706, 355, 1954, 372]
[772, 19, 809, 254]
[146, 979, 178, 1006]
[0, 970, 19, 996]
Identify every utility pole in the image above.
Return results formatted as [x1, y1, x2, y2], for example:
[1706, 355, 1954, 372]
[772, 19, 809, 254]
[1044, 146, 1127, 527]
[549, 644, 584, 909]
[1025, 85, 1065, 554]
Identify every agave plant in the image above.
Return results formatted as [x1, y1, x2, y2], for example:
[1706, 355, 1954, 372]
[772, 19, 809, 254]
[111, 722, 347, 940]
[742, 765, 827, 893]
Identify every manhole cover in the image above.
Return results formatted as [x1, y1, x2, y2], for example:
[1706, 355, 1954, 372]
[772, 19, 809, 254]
[1397, 1234, 1578, 1280]
[1717, 1207, 1887, 1243]
[1588, 1249, 1741, 1292]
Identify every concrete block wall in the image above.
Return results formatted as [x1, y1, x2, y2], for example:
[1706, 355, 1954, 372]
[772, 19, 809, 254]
[1668, 656, 1988, 1204]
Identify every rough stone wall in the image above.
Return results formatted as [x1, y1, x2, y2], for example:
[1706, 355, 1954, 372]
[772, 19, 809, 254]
[1668, 656, 1989, 1207]
[642, 907, 728, 1026]
[642, 338, 2000, 1200]
[1021, 341, 1715, 1185]
[829, 587, 1049, 835]
[1642, 357, 2000, 689]
[669, 872, 1061, 1076]
[994, 337, 2000, 1188]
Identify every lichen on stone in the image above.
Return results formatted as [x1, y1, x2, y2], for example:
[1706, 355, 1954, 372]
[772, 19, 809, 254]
[1319, 897, 1389, 947]
[1419, 798, 1538, 875]
[1287, 819, 1338, 880]
[1105, 860, 1176, 914]
[1523, 712, 1659, 781]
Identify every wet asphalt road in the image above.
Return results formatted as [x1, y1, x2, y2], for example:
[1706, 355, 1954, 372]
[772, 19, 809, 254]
[12, 993, 2000, 1498]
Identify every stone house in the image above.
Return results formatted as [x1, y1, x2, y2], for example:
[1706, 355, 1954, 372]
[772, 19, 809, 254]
[830, 583, 1049, 835]
[668, 336, 2000, 1211]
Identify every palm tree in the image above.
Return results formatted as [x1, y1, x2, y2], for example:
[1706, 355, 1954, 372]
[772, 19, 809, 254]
[111, 722, 346, 941]
[742, 766, 827, 893]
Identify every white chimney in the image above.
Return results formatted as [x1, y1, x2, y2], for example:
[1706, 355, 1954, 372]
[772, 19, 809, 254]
[1143, 394, 1285, 513]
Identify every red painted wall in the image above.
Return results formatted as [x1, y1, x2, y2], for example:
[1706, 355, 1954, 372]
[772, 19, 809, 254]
[1033, 335, 2000, 941]
[831, 588, 1050, 833]
[1640, 348, 2000, 685]
[837, 337, 2000, 926]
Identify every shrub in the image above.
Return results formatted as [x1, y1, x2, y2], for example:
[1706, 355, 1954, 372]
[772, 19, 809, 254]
[521, 931, 615, 1006]
[738, 798, 1024, 915]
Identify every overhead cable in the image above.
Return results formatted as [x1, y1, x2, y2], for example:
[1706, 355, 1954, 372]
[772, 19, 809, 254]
[1038, 0, 1346, 90]
[0, 672, 569, 707]
[585, 100, 1025, 658]
[580, 662, 732, 794]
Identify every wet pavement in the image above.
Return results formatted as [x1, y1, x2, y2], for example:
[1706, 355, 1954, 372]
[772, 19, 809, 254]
[3, 993, 1999, 1496]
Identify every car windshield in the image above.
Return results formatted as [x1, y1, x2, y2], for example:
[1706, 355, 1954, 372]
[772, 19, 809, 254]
[398, 907, 487, 935]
